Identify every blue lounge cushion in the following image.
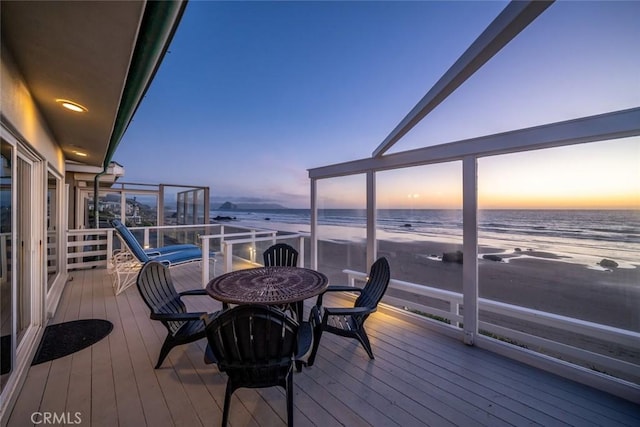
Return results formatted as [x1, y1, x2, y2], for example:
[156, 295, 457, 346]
[152, 248, 206, 266]
[111, 219, 210, 265]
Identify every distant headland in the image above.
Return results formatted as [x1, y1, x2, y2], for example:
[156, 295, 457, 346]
[216, 201, 288, 210]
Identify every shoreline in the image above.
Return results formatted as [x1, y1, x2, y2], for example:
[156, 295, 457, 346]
[228, 216, 640, 376]
[231, 216, 639, 272]
[227, 217, 639, 331]
[309, 238, 640, 378]
[315, 238, 639, 332]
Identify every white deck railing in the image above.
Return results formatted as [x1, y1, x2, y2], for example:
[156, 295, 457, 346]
[344, 269, 640, 384]
[63, 225, 638, 384]
[67, 229, 112, 270]
[199, 232, 305, 286]
[67, 224, 227, 271]
[65, 224, 304, 283]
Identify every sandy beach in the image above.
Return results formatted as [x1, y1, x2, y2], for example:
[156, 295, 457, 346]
[310, 237, 640, 378]
[232, 213, 639, 380]
[316, 238, 639, 331]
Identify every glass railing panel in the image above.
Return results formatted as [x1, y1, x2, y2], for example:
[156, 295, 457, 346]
[316, 175, 367, 284]
[376, 162, 463, 315]
[477, 137, 640, 383]
[162, 185, 208, 226]
[124, 193, 158, 227]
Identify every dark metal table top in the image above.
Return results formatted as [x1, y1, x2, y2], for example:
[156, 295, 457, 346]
[206, 266, 329, 305]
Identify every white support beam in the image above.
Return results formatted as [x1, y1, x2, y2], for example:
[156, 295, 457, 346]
[366, 171, 377, 267]
[373, 0, 554, 157]
[462, 156, 479, 345]
[310, 178, 318, 270]
[310, 107, 640, 179]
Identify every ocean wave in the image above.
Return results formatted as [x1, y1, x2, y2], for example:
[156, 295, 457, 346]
[211, 208, 640, 250]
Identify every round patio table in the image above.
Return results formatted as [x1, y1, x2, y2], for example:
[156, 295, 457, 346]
[206, 266, 328, 306]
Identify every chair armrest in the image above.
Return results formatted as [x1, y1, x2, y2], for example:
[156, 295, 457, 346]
[324, 285, 364, 293]
[296, 305, 322, 368]
[150, 312, 206, 322]
[322, 306, 374, 318]
[316, 285, 363, 306]
[179, 289, 208, 297]
[295, 322, 314, 363]
[200, 311, 222, 326]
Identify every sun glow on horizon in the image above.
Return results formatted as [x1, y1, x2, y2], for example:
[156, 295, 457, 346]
[314, 138, 639, 210]
[478, 137, 640, 210]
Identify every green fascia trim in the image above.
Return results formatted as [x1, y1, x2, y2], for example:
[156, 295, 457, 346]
[102, 0, 188, 170]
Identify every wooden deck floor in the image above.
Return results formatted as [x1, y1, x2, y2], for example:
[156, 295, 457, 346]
[7, 265, 640, 426]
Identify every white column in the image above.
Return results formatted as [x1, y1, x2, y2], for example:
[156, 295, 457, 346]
[201, 238, 210, 288]
[462, 156, 478, 345]
[310, 178, 318, 270]
[366, 171, 377, 267]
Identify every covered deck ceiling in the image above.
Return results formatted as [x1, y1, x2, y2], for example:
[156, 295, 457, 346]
[1, 1, 185, 168]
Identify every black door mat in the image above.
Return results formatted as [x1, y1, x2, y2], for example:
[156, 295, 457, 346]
[32, 319, 113, 365]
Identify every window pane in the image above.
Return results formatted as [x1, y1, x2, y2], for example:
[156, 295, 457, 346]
[46, 172, 60, 290]
[1, 139, 13, 391]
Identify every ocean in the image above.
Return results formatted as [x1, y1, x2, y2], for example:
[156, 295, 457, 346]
[210, 209, 640, 269]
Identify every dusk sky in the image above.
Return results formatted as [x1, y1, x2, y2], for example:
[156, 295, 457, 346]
[115, 1, 639, 209]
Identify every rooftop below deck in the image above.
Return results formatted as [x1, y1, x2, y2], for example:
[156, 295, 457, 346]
[8, 264, 640, 426]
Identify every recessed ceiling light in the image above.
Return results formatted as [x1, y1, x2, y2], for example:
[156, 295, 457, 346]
[56, 99, 88, 113]
[73, 151, 88, 157]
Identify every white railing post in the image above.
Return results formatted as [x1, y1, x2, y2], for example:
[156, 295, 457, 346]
[224, 241, 233, 273]
[201, 238, 210, 288]
[452, 302, 461, 328]
[462, 155, 478, 345]
[220, 225, 225, 253]
[143, 228, 150, 248]
[250, 229, 256, 263]
[348, 273, 356, 287]
[298, 235, 305, 267]
[106, 229, 113, 265]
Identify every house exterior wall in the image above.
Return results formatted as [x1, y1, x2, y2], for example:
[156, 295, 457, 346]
[1, 40, 68, 423]
[1, 43, 65, 175]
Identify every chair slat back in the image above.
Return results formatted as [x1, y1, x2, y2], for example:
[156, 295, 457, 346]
[355, 257, 391, 309]
[136, 261, 186, 335]
[111, 219, 151, 263]
[206, 305, 297, 371]
[263, 243, 298, 267]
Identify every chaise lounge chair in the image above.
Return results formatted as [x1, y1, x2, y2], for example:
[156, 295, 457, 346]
[110, 219, 214, 294]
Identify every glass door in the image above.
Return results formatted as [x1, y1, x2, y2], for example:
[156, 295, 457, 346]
[16, 154, 32, 345]
[0, 139, 13, 393]
[46, 171, 60, 291]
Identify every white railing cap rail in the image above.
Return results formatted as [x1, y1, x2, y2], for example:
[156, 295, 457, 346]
[343, 269, 640, 350]
[127, 223, 221, 231]
[344, 269, 462, 300]
[220, 234, 302, 246]
[199, 230, 277, 240]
